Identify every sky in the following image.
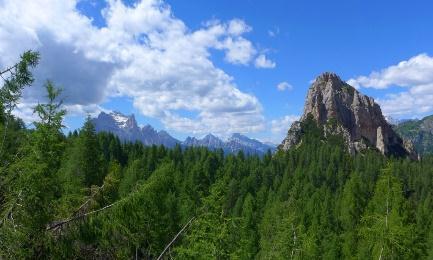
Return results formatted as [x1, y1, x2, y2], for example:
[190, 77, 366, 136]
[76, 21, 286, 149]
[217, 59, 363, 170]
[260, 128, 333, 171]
[1, 0, 433, 143]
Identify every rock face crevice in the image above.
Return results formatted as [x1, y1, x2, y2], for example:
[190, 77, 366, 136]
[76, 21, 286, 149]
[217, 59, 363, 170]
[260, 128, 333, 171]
[280, 72, 416, 158]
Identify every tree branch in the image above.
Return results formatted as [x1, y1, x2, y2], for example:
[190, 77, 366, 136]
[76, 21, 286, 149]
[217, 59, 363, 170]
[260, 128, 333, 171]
[156, 217, 195, 260]
[0, 64, 17, 77]
[47, 200, 119, 231]
[70, 184, 105, 218]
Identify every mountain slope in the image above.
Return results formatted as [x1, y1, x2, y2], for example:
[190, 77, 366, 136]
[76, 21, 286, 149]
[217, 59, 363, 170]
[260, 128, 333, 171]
[92, 111, 180, 147]
[279, 72, 416, 158]
[92, 112, 275, 155]
[394, 115, 433, 155]
[183, 133, 275, 155]
[183, 134, 225, 149]
[225, 133, 274, 154]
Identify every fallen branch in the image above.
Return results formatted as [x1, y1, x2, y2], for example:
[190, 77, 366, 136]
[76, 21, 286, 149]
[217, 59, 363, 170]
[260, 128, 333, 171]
[70, 184, 105, 218]
[47, 200, 119, 231]
[46, 183, 106, 232]
[156, 217, 195, 260]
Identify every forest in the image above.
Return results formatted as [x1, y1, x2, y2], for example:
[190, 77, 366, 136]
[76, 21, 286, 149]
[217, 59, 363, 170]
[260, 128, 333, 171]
[1, 52, 433, 259]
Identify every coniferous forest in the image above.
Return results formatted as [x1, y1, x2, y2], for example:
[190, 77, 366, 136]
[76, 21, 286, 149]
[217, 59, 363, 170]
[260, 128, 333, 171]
[2, 52, 433, 259]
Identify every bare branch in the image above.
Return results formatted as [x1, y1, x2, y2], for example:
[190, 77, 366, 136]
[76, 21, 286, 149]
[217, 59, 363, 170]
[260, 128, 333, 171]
[0, 64, 17, 77]
[70, 184, 105, 218]
[47, 200, 120, 231]
[156, 217, 195, 260]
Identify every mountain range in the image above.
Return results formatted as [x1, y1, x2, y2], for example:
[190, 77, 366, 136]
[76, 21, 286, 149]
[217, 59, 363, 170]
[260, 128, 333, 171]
[91, 111, 275, 155]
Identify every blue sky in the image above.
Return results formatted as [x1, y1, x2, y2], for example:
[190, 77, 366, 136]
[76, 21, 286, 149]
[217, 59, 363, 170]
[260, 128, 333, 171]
[1, 0, 433, 143]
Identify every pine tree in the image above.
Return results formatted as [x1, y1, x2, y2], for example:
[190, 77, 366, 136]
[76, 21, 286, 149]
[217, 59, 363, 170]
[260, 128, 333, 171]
[237, 193, 257, 258]
[339, 172, 365, 258]
[174, 178, 241, 259]
[80, 115, 105, 186]
[0, 81, 65, 258]
[0, 51, 39, 211]
[358, 163, 416, 259]
[97, 161, 122, 205]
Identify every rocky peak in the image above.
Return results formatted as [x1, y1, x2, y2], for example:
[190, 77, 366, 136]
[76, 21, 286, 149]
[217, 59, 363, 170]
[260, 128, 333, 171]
[105, 111, 138, 129]
[141, 124, 156, 134]
[92, 111, 180, 147]
[313, 72, 343, 88]
[280, 72, 417, 159]
[202, 134, 224, 146]
[227, 133, 274, 154]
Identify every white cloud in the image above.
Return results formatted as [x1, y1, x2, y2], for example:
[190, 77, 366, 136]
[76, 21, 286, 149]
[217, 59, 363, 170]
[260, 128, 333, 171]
[377, 83, 433, 117]
[254, 54, 276, 69]
[270, 114, 299, 143]
[268, 27, 280, 37]
[227, 19, 252, 36]
[218, 37, 256, 65]
[0, 0, 270, 135]
[13, 102, 38, 126]
[347, 53, 433, 117]
[277, 81, 293, 91]
[348, 54, 433, 89]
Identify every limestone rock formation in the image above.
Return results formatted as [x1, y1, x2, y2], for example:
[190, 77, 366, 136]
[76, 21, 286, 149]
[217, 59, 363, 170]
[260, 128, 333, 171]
[280, 72, 416, 158]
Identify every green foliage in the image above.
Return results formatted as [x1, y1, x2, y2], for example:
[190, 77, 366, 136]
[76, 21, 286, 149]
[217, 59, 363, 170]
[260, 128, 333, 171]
[1, 81, 65, 258]
[0, 51, 40, 218]
[0, 50, 39, 116]
[395, 115, 433, 155]
[79, 116, 105, 186]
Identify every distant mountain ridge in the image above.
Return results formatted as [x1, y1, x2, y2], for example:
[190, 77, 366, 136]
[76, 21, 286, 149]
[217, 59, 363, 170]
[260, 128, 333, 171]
[91, 111, 275, 155]
[394, 115, 433, 156]
[92, 111, 179, 147]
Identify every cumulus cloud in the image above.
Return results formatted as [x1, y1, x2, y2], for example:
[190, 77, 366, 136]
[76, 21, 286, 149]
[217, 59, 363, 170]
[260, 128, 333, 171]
[277, 81, 293, 91]
[377, 84, 433, 117]
[227, 19, 252, 36]
[270, 114, 299, 143]
[348, 54, 433, 89]
[218, 37, 256, 65]
[0, 0, 271, 135]
[254, 54, 276, 68]
[32, 36, 115, 105]
[347, 53, 433, 117]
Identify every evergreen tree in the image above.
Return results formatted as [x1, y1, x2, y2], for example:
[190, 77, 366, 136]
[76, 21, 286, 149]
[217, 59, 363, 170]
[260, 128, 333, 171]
[80, 115, 104, 187]
[358, 163, 417, 259]
[0, 51, 39, 211]
[174, 178, 241, 259]
[0, 81, 65, 258]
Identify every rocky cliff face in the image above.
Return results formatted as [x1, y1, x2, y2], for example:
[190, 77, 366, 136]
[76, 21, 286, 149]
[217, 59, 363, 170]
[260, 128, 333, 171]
[280, 72, 416, 158]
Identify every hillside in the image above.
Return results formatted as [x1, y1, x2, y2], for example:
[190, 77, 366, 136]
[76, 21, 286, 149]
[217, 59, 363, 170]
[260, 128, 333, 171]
[394, 115, 433, 155]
